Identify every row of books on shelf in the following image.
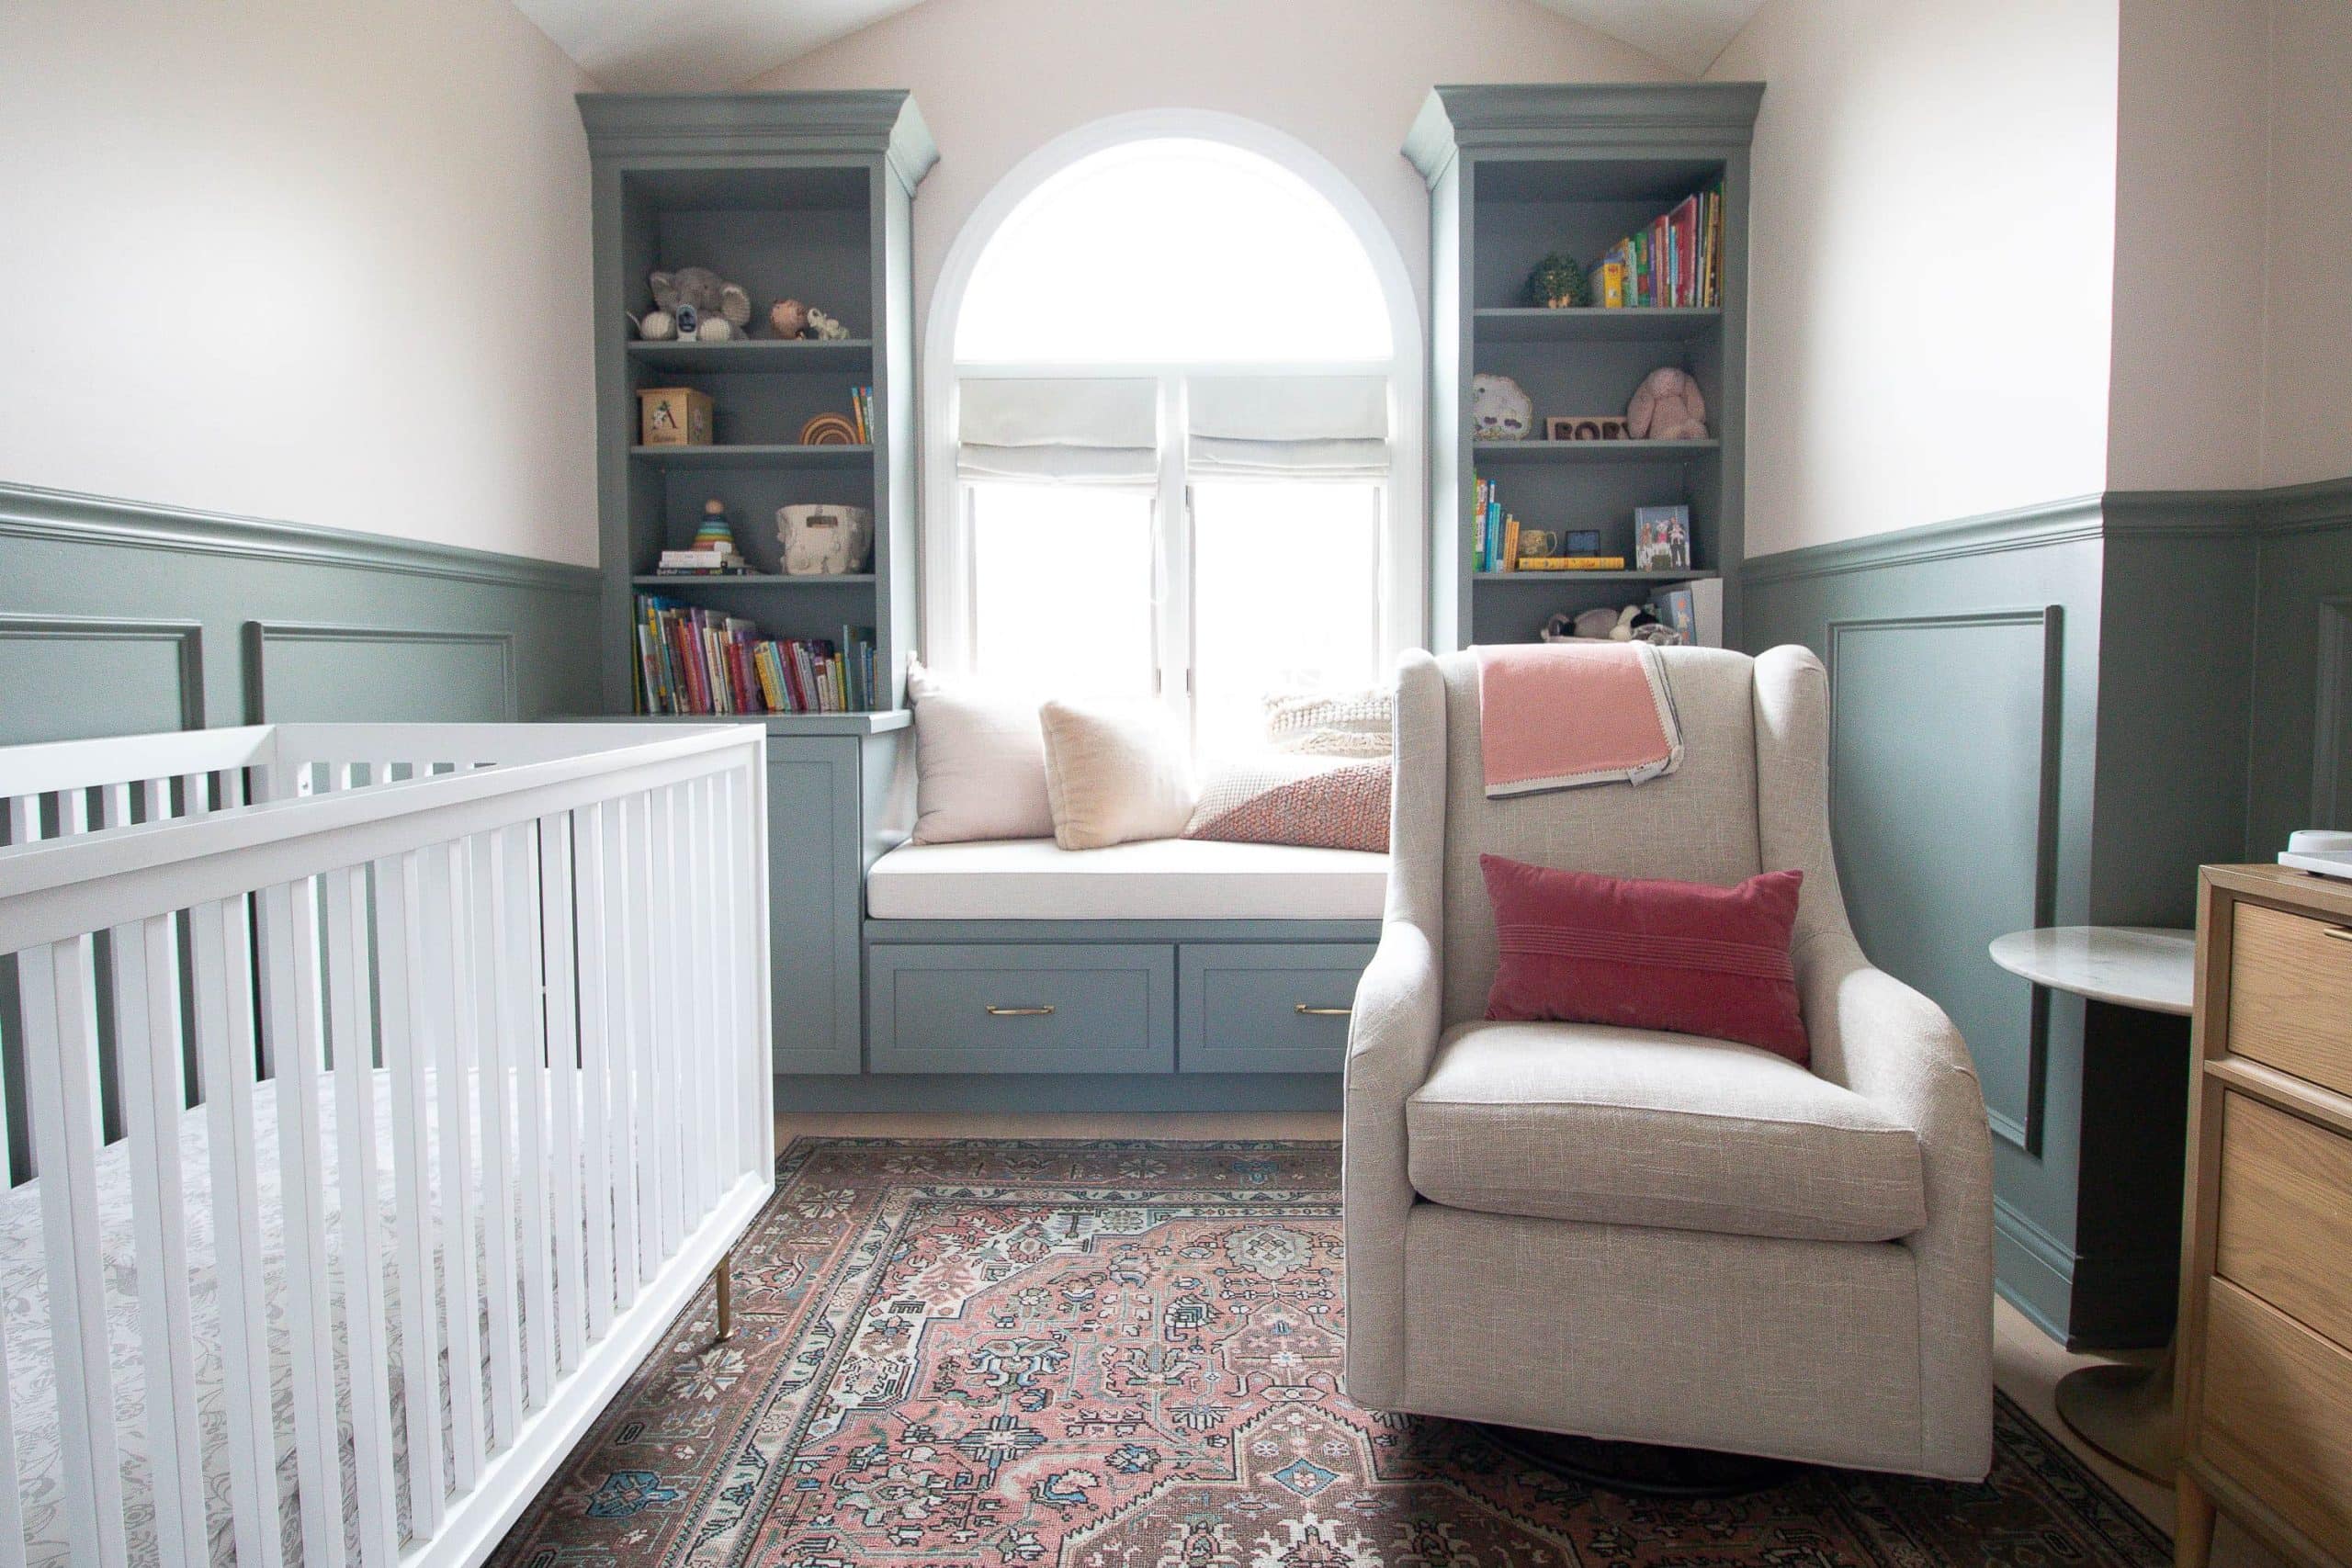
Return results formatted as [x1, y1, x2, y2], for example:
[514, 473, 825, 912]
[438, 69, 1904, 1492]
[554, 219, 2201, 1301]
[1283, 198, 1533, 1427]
[848, 385, 875, 444]
[1472, 479, 1698, 574]
[635, 594, 875, 716]
[1590, 183, 1724, 310]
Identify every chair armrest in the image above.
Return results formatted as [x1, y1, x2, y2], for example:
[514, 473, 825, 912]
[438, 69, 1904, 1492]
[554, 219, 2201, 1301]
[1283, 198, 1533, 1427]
[1798, 929, 1996, 1480]
[1340, 914, 1442, 1407]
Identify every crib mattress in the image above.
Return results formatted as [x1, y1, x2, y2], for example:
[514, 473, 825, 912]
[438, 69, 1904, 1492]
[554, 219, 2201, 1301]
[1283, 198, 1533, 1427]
[1, 1067, 574, 1567]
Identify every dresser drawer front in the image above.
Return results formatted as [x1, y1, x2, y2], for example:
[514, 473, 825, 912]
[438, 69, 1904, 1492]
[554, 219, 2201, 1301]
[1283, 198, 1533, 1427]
[2229, 901, 2352, 1098]
[868, 943, 1175, 1074]
[1178, 942, 1376, 1074]
[2198, 1278, 2352, 1562]
[2217, 1092, 2352, 1352]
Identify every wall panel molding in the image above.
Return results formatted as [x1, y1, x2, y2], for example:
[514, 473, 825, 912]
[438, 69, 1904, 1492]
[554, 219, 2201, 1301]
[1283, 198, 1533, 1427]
[0, 613, 206, 733]
[243, 621, 518, 723]
[1826, 605, 2064, 1155]
[0, 480, 596, 595]
[2314, 596, 2352, 826]
[1742, 495, 2104, 585]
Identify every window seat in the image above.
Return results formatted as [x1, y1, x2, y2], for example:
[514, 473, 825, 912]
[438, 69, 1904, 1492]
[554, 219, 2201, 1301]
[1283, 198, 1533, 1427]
[858, 838, 1387, 1085]
[865, 837, 1391, 921]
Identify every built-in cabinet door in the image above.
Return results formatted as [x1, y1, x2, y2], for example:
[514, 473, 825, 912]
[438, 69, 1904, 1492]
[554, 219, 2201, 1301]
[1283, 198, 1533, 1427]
[767, 738, 863, 1074]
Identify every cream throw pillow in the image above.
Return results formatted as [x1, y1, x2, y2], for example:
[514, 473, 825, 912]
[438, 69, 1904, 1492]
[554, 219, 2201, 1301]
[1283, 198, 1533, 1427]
[906, 658, 1056, 844]
[1038, 699, 1198, 850]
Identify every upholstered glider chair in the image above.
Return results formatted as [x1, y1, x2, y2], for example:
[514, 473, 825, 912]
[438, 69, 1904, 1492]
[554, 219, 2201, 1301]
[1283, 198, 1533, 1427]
[1342, 645, 1995, 1481]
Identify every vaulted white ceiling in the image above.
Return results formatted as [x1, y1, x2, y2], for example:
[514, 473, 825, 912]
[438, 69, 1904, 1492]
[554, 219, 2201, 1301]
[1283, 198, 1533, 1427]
[514, 0, 1769, 91]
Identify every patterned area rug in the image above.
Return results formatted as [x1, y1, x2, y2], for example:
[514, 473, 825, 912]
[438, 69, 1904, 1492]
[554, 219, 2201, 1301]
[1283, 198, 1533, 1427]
[489, 1140, 2171, 1567]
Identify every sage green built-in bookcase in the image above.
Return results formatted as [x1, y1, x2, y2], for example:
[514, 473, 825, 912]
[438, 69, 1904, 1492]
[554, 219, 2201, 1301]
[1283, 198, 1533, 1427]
[581, 91, 936, 716]
[1406, 84, 1762, 649]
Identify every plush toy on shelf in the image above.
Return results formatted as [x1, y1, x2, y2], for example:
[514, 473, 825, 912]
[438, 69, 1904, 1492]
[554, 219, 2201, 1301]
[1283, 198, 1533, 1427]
[1627, 366, 1708, 440]
[1542, 604, 1680, 645]
[768, 298, 809, 338]
[804, 307, 850, 341]
[643, 266, 752, 341]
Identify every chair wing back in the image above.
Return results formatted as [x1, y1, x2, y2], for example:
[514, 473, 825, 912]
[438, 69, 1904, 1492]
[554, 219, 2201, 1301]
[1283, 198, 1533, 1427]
[1402, 646, 1803, 1028]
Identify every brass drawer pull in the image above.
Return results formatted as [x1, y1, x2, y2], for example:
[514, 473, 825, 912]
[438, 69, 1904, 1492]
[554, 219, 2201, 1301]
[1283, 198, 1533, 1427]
[1296, 1004, 1352, 1017]
[985, 1005, 1055, 1017]
[2325, 926, 2352, 945]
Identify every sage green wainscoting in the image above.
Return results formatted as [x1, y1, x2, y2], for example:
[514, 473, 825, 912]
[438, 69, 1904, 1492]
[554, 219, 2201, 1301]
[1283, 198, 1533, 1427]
[0, 481, 600, 740]
[0, 479, 600, 1180]
[1742, 476, 2352, 1347]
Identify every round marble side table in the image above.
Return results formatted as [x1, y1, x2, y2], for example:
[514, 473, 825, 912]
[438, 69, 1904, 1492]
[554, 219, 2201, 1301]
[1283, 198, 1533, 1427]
[1987, 925, 2195, 1483]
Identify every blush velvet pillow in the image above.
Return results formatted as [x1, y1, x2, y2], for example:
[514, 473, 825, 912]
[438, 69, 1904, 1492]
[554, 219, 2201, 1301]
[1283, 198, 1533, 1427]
[1479, 855, 1810, 1064]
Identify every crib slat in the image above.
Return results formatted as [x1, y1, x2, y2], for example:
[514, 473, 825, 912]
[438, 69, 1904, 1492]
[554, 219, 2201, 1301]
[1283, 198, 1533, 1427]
[503, 822, 557, 1411]
[324, 865, 401, 1565]
[0, 1307, 25, 1568]
[428, 840, 488, 1487]
[688, 774, 719, 1217]
[539, 812, 589, 1371]
[474, 832, 525, 1445]
[191, 894, 284, 1568]
[607, 793, 645, 1306]
[739, 762, 774, 1179]
[378, 849, 448, 1540]
[262, 877, 351, 1567]
[715, 769, 746, 1188]
[111, 911, 208, 1567]
[572, 803, 617, 1338]
[18, 935, 129, 1567]
[650, 785, 684, 1257]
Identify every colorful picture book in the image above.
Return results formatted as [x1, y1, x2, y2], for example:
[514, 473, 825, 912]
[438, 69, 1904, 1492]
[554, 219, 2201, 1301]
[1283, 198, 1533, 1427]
[1589, 182, 1724, 310]
[635, 593, 875, 715]
[850, 385, 875, 444]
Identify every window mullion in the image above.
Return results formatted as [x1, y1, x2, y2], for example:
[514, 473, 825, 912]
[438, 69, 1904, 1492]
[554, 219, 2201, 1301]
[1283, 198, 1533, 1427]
[1154, 372, 1192, 733]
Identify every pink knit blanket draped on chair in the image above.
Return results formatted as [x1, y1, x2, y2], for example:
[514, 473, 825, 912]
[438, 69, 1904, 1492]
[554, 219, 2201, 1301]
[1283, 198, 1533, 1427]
[1474, 641, 1684, 795]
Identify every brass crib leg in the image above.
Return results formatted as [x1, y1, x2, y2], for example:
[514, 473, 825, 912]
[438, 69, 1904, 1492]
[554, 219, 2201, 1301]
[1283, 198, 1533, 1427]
[714, 1251, 734, 1342]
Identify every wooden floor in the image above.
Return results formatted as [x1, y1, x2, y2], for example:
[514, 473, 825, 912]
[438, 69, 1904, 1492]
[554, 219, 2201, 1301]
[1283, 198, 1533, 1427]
[776, 1108, 2285, 1567]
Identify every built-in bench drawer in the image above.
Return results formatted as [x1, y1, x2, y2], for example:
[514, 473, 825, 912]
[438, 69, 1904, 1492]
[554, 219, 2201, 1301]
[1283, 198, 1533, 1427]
[867, 942, 1175, 1074]
[1178, 942, 1377, 1074]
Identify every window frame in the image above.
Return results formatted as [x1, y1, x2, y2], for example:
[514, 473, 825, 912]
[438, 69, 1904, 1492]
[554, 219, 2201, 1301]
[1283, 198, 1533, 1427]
[921, 112, 1425, 712]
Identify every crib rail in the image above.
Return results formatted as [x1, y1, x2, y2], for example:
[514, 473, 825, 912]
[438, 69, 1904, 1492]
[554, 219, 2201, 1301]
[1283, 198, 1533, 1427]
[0, 722, 775, 1567]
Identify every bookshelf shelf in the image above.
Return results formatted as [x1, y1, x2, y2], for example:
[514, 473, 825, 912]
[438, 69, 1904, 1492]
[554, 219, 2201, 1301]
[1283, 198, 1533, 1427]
[629, 443, 874, 469]
[1475, 307, 1722, 343]
[626, 337, 874, 371]
[629, 573, 878, 588]
[1472, 439, 1720, 464]
[1408, 84, 1759, 649]
[1474, 570, 1722, 583]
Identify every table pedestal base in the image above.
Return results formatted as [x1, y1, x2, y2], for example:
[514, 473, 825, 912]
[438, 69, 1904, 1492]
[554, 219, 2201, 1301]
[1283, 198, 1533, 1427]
[2053, 1350, 2177, 1484]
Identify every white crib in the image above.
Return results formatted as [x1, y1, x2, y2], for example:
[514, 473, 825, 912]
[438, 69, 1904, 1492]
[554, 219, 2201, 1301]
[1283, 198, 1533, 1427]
[0, 722, 774, 1566]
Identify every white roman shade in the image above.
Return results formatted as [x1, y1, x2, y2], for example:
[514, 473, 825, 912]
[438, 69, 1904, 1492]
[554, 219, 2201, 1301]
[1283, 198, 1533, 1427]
[1185, 374, 1390, 479]
[956, 376, 1159, 483]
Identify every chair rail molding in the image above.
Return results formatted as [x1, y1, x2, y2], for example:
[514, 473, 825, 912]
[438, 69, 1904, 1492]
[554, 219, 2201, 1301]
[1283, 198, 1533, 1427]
[0, 480, 598, 595]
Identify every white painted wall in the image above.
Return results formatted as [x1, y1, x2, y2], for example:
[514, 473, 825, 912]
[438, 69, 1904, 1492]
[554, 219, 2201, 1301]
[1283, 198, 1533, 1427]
[2107, 0, 2269, 492]
[2261, 0, 2352, 489]
[0, 0, 601, 566]
[1709, 0, 2120, 557]
[745, 0, 1673, 348]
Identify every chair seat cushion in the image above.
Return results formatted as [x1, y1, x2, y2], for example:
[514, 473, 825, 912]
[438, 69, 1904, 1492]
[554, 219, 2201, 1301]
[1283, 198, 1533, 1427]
[1406, 1021, 1927, 1243]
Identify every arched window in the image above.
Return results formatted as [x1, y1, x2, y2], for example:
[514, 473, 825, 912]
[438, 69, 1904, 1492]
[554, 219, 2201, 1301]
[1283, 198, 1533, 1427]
[925, 118, 1421, 756]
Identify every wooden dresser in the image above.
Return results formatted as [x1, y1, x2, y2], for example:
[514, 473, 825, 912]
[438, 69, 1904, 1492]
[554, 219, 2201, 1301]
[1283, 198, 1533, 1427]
[2177, 865, 2352, 1567]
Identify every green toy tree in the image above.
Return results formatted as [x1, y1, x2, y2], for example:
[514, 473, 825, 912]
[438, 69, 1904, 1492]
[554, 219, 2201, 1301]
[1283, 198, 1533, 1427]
[1526, 252, 1589, 309]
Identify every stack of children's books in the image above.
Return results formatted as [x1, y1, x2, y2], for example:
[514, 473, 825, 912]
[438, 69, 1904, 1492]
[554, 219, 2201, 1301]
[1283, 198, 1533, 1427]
[1589, 181, 1725, 310]
[1471, 475, 1625, 571]
[635, 594, 875, 715]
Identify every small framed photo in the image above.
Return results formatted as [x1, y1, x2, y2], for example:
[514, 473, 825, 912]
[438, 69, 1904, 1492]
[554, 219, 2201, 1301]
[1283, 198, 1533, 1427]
[1634, 505, 1691, 571]
[1545, 415, 1629, 442]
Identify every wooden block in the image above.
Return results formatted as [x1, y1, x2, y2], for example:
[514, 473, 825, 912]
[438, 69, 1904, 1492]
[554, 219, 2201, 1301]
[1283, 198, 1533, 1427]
[638, 387, 714, 446]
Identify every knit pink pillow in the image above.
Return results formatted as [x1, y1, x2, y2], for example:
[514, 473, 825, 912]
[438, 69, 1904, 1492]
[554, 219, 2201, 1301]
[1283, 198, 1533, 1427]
[1182, 754, 1389, 852]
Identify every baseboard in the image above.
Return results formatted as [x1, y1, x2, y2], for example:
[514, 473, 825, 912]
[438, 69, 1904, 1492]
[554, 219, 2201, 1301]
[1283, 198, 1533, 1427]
[1993, 1197, 2080, 1346]
[774, 1073, 1344, 1114]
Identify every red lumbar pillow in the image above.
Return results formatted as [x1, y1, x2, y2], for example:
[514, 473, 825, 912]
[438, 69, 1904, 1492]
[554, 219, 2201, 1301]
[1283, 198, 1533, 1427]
[1479, 855, 1811, 1064]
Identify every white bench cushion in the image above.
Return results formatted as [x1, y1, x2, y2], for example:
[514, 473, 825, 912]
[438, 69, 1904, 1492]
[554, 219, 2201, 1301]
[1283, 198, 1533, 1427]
[866, 837, 1390, 920]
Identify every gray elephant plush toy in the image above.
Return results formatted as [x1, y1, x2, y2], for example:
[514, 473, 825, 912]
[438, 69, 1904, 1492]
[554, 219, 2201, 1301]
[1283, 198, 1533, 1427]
[646, 266, 752, 342]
